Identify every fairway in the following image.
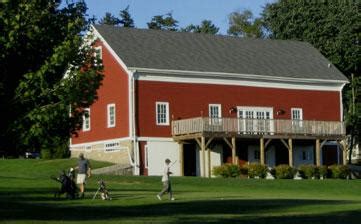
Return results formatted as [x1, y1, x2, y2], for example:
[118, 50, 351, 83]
[0, 160, 360, 223]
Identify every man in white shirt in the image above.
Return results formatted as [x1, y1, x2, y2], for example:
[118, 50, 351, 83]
[157, 158, 175, 201]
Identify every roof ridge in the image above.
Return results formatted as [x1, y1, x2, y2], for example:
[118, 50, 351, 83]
[93, 24, 310, 45]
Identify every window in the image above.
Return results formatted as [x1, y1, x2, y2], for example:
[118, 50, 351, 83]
[94, 46, 102, 67]
[94, 46, 102, 59]
[82, 108, 90, 131]
[209, 104, 221, 118]
[107, 104, 116, 128]
[254, 150, 260, 160]
[291, 108, 303, 120]
[156, 102, 169, 125]
[291, 108, 303, 130]
[209, 104, 222, 125]
[301, 150, 311, 161]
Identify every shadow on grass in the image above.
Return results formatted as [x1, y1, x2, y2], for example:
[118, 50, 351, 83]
[1, 193, 361, 223]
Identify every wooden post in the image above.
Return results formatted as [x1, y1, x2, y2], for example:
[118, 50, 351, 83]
[201, 136, 206, 177]
[316, 139, 321, 166]
[179, 143, 184, 176]
[260, 137, 265, 165]
[288, 138, 293, 167]
[341, 141, 348, 165]
[232, 137, 236, 165]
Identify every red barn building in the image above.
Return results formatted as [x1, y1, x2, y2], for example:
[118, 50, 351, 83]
[70, 25, 348, 177]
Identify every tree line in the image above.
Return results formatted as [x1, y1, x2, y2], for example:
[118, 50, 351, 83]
[0, 0, 359, 159]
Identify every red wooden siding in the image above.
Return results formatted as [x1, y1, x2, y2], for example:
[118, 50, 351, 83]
[136, 80, 341, 137]
[72, 42, 129, 144]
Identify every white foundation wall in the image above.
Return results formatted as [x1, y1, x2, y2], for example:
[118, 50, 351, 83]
[211, 144, 223, 177]
[147, 141, 180, 176]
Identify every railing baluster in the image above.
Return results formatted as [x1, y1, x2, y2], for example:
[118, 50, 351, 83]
[172, 117, 345, 137]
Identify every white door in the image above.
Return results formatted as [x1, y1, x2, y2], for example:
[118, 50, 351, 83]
[238, 107, 273, 134]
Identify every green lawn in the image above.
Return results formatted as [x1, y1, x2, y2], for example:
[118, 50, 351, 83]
[0, 159, 360, 223]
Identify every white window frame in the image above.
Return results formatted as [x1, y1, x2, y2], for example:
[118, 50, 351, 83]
[209, 104, 222, 118]
[301, 150, 312, 161]
[237, 106, 274, 134]
[94, 46, 102, 59]
[156, 102, 169, 126]
[107, 103, 116, 128]
[291, 108, 303, 120]
[291, 108, 303, 130]
[82, 108, 91, 131]
[209, 104, 222, 125]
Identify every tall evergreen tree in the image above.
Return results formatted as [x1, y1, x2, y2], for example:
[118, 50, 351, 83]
[227, 10, 264, 38]
[0, 0, 103, 157]
[182, 20, 219, 34]
[99, 12, 121, 26]
[262, 0, 361, 159]
[119, 6, 134, 28]
[147, 13, 178, 31]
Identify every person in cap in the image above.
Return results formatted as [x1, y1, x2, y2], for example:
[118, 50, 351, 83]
[74, 153, 91, 198]
[157, 158, 175, 201]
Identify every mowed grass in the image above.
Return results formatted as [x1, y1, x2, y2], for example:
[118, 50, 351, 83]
[0, 159, 361, 223]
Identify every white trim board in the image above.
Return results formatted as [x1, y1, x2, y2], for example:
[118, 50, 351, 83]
[70, 137, 132, 148]
[131, 67, 348, 85]
[137, 137, 174, 142]
[136, 73, 344, 92]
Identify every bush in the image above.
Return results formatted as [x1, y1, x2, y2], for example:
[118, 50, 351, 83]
[318, 165, 329, 179]
[329, 164, 350, 179]
[239, 164, 249, 178]
[275, 164, 296, 179]
[212, 164, 240, 178]
[248, 163, 268, 179]
[298, 164, 317, 179]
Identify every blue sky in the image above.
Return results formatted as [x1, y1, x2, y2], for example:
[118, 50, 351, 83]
[84, 0, 275, 34]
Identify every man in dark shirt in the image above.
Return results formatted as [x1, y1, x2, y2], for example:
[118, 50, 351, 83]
[74, 153, 91, 198]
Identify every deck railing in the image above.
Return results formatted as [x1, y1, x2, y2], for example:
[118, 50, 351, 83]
[172, 117, 345, 137]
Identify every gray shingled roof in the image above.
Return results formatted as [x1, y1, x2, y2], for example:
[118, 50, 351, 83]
[94, 24, 348, 82]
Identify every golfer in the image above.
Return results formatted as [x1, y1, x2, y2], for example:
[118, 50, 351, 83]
[74, 153, 91, 199]
[157, 158, 175, 201]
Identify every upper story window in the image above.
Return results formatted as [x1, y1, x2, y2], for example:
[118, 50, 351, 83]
[156, 102, 169, 125]
[83, 108, 90, 131]
[209, 104, 222, 118]
[107, 104, 116, 128]
[291, 108, 303, 120]
[94, 46, 102, 59]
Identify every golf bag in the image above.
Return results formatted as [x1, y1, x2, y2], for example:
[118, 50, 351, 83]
[92, 179, 111, 200]
[51, 168, 78, 199]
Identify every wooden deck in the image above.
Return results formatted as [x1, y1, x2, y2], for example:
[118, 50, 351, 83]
[172, 117, 345, 140]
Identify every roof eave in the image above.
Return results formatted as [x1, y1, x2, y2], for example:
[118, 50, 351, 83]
[129, 67, 349, 86]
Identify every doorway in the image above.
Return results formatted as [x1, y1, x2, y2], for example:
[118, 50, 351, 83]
[183, 143, 197, 176]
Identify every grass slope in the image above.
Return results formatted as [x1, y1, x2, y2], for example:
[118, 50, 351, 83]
[0, 159, 360, 223]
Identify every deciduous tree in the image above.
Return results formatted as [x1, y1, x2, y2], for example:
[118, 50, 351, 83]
[0, 0, 103, 157]
[262, 0, 361, 159]
[228, 10, 264, 38]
